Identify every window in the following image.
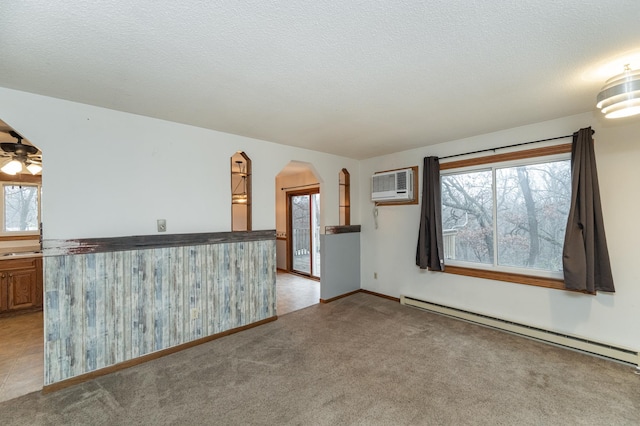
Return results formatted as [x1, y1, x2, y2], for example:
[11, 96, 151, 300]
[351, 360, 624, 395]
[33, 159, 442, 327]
[3, 183, 40, 232]
[440, 145, 572, 287]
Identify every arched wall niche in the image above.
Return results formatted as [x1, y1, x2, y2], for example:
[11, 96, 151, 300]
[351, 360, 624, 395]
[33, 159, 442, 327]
[339, 168, 350, 226]
[231, 151, 251, 231]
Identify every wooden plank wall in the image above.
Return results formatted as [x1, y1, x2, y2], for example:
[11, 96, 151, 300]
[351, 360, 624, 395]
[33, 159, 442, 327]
[43, 239, 276, 385]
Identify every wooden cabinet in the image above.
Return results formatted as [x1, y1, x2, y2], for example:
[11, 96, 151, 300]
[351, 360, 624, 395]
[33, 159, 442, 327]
[0, 257, 43, 314]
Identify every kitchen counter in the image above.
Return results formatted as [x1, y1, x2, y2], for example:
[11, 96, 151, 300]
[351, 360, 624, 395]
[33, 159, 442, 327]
[0, 251, 42, 260]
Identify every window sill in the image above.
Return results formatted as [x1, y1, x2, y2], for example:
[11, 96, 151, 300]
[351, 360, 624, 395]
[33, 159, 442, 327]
[443, 265, 566, 291]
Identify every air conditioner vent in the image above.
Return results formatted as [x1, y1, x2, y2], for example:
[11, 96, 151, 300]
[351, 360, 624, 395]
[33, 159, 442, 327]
[396, 172, 407, 190]
[371, 168, 413, 202]
[373, 174, 395, 193]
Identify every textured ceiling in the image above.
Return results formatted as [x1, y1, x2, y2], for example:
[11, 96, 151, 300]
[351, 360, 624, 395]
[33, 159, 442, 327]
[1, 1, 639, 159]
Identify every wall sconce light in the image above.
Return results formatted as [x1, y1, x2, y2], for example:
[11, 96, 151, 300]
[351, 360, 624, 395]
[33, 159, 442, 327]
[596, 64, 640, 118]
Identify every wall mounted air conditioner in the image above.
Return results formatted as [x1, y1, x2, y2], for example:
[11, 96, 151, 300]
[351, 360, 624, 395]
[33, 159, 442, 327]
[371, 168, 413, 202]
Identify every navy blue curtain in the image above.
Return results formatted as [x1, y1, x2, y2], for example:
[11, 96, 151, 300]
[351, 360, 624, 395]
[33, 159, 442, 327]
[416, 156, 444, 271]
[562, 127, 614, 293]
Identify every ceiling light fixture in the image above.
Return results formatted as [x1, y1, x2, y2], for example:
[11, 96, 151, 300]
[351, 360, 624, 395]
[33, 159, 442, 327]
[1, 159, 23, 175]
[26, 163, 42, 175]
[596, 64, 640, 119]
[0, 131, 42, 175]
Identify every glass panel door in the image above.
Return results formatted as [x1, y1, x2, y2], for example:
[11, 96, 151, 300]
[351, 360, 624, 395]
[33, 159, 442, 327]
[291, 194, 311, 275]
[289, 190, 320, 277]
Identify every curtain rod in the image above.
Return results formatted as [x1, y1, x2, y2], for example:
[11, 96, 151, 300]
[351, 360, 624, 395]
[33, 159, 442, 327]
[280, 183, 320, 191]
[439, 134, 574, 161]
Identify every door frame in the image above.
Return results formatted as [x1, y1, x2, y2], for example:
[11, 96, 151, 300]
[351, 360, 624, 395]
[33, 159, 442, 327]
[286, 187, 320, 279]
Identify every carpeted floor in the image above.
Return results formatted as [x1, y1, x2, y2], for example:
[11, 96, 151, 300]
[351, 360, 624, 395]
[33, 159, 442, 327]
[1, 292, 638, 425]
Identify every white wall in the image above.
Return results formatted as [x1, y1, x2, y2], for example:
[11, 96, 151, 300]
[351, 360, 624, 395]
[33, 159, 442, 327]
[0, 88, 360, 240]
[359, 112, 640, 351]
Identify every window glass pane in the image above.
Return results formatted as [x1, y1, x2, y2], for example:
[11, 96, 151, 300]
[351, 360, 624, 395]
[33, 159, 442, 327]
[311, 192, 321, 278]
[292, 194, 311, 274]
[441, 170, 493, 264]
[4, 185, 39, 231]
[495, 160, 570, 271]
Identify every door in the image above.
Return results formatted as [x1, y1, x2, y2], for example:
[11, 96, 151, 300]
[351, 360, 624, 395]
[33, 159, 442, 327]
[8, 268, 37, 310]
[288, 189, 321, 278]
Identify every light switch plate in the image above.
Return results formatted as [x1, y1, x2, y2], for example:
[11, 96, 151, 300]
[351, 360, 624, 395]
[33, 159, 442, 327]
[157, 219, 166, 232]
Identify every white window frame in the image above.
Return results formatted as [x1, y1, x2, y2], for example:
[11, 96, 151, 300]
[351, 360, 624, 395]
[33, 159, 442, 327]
[1, 182, 42, 236]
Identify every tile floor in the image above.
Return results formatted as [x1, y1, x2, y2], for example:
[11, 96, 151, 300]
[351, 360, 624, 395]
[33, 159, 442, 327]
[0, 311, 44, 403]
[292, 253, 321, 278]
[0, 273, 318, 403]
[276, 270, 320, 315]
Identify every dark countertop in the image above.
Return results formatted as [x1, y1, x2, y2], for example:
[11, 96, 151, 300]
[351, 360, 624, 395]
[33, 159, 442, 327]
[43, 230, 276, 256]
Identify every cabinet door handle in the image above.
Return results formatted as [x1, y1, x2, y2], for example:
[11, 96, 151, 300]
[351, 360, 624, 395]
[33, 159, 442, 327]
[0, 274, 4, 278]
[8, 274, 12, 278]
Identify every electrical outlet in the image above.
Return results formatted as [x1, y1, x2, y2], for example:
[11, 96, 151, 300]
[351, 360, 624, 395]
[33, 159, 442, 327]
[157, 219, 166, 232]
[374, 272, 378, 279]
[191, 308, 199, 319]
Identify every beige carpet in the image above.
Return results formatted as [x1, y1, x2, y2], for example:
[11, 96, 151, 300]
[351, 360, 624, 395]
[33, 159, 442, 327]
[1, 292, 638, 425]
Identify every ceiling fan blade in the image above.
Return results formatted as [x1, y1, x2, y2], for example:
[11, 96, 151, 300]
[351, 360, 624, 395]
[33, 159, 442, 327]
[0, 132, 41, 156]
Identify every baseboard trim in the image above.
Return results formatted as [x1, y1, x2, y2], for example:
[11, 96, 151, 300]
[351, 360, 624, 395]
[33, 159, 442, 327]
[320, 289, 400, 304]
[320, 290, 360, 303]
[42, 315, 278, 394]
[0, 307, 43, 318]
[359, 289, 401, 303]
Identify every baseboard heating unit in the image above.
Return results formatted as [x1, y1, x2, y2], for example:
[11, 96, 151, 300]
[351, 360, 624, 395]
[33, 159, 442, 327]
[401, 295, 640, 368]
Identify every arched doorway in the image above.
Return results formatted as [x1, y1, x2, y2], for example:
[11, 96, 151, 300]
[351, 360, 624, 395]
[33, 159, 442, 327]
[275, 161, 322, 314]
[0, 119, 44, 402]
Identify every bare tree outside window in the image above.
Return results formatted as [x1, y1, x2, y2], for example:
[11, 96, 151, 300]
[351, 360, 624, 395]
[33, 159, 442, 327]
[496, 161, 570, 271]
[292, 195, 310, 236]
[4, 184, 39, 231]
[442, 169, 493, 264]
[441, 159, 570, 273]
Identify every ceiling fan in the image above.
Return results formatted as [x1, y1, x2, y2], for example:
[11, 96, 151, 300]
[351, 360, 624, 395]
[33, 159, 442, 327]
[0, 130, 42, 175]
